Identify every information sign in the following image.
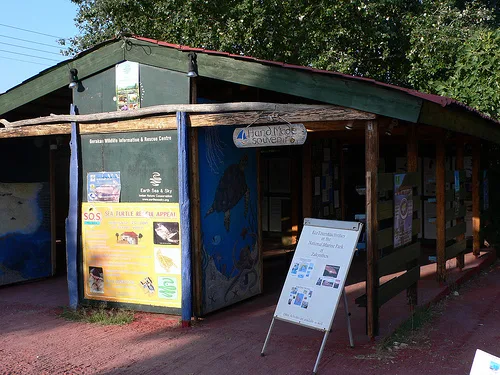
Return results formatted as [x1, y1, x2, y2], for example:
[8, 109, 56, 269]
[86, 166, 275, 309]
[262, 218, 362, 374]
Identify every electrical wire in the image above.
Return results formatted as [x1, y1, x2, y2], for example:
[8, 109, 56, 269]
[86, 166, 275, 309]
[0, 55, 50, 66]
[0, 34, 67, 50]
[0, 49, 62, 62]
[0, 41, 63, 56]
[0, 23, 67, 40]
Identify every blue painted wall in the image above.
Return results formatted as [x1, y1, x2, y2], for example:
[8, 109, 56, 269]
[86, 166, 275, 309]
[198, 126, 261, 314]
[0, 182, 52, 285]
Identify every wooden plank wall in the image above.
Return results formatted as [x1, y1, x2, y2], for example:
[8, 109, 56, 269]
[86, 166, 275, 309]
[443, 170, 467, 262]
[357, 171, 421, 311]
[376, 172, 421, 308]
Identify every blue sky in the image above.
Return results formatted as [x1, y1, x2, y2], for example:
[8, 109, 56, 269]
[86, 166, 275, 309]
[0, 0, 78, 93]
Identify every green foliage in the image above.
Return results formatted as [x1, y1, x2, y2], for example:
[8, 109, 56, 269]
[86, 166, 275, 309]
[68, 0, 422, 85]
[436, 29, 500, 119]
[60, 305, 134, 325]
[405, 0, 496, 93]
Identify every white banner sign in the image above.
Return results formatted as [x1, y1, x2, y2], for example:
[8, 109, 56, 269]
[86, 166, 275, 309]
[233, 124, 307, 148]
[274, 218, 362, 331]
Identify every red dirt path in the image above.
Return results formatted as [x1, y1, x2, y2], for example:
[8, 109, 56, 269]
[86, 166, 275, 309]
[1, 260, 500, 375]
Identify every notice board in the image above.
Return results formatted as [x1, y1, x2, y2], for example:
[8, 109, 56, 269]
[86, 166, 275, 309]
[274, 218, 362, 331]
[80, 130, 181, 309]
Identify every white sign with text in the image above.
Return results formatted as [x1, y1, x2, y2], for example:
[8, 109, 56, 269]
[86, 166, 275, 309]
[274, 218, 362, 331]
[233, 123, 307, 148]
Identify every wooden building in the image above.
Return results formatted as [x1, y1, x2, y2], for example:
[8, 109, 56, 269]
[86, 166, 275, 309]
[0, 35, 496, 337]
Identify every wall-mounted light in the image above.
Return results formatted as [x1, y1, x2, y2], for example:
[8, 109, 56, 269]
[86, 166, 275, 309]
[345, 121, 353, 130]
[187, 52, 198, 78]
[385, 119, 398, 136]
[68, 68, 79, 89]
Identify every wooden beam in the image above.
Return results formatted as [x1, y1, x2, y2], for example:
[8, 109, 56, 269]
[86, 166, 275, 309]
[378, 266, 420, 307]
[1, 103, 370, 128]
[406, 123, 418, 306]
[472, 141, 481, 256]
[190, 109, 375, 128]
[0, 124, 71, 138]
[436, 140, 446, 282]
[419, 101, 500, 144]
[365, 120, 379, 338]
[302, 141, 312, 219]
[455, 139, 465, 268]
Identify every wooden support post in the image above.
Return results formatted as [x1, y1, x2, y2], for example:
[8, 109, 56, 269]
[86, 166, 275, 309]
[49, 142, 57, 276]
[189, 127, 202, 317]
[455, 139, 465, 269]
[189, 77, 203, 317]
[257, 150, 263, 292]
[340, 145, 346, 221]
[472, 141, 481, 257]
[290, 155, 299, 244]
[365, 120, 379, 338]
[406, 124, 418, 306]
[436, 140, 446, 282]
[302, 141, 312, 219]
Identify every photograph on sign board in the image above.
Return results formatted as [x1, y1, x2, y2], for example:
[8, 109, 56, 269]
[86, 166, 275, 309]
[333, 279, 341, 289]
[290, 258, 315, 280]
[155, 248, 181, 274]
[88, 267, 104, 293]
[87, 171, 121, 202]
[153, 222, 179, 245]
[140, 277, 155, 295]
[323, 264, 340, 278]
[288, 286, 312, 309]
[321, 279, 334, 287]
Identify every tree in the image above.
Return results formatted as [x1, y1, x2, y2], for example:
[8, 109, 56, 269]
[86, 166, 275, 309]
[436, 29, 500, 119]
[68, 0, 421, 85]
[68, 0, 499, 115]
[404, 0, 497, 93]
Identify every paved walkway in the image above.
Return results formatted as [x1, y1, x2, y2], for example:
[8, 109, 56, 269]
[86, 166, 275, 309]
[0, 250, 498, 375]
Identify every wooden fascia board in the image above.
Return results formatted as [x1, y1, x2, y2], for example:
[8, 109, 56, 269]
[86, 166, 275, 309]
[124, 39, 422, 122]
[419, 101, 500, 144]
[0, 41, 125, 116]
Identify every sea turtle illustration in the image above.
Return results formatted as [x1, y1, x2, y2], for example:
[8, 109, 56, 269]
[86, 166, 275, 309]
[205, 154, 250, 231]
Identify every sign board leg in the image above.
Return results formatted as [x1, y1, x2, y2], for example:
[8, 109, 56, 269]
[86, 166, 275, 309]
[261, 317, 276, 356]
[343, 289, 354, 348]
[312, 330, 330, 375]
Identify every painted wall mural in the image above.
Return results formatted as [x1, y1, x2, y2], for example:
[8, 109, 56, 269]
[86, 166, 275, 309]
[199, 126, 261, 314]
[0, 182, 52, 285]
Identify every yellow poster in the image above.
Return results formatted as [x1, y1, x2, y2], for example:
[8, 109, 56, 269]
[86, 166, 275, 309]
[82, 202, 181, 308]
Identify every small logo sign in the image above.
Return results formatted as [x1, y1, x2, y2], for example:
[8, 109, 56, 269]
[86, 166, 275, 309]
[150, 172, 162, 186]
[83, 207, 102, 225]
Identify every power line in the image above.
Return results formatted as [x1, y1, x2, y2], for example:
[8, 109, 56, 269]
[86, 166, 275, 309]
[0, 34, 68, 50]
[0, 23, 67, 40]
[0, 55, 51, 66]
[0, 49, 62, 62]
[0, 41, 63, 56]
